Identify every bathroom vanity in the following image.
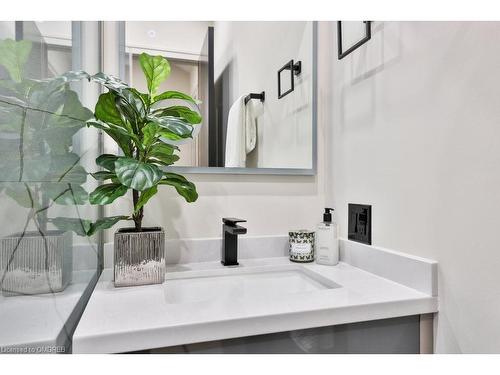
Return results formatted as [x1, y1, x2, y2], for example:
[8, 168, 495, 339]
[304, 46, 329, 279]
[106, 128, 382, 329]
[72, 238, 437, 354]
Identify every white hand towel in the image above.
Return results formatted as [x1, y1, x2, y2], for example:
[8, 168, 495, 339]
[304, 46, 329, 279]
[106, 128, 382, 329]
[245, 100, 257, 154]
[224, 95, 246, 167]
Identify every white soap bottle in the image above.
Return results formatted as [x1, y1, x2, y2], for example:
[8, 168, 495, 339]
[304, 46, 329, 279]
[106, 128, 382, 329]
[315, 208, 339, 265]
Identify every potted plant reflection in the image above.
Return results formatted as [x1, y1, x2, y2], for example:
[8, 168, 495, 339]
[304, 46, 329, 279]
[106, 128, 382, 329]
[0, 39, 92, 296]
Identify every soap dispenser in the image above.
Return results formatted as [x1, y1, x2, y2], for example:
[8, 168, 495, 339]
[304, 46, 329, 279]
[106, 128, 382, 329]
[315, 208, 339, 265]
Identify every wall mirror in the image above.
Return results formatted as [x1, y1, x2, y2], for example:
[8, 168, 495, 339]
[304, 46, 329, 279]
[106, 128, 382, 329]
[122, 21, 317, 175]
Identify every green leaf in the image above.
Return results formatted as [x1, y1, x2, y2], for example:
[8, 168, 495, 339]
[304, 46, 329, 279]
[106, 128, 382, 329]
[42, 71, 91, 95]
[88, 120, 134, 139]
[159, 173, 198, 203]
[142, 122, 160, 149]
[139, 53, 171, 97]
[163, 172, 188, 181]
[87, 120, 136, 156]
[155, 106, 202, 124]
[42, 156, 88, 184]
[148, 115, 193, 140]
[114, 157, 163, 191]
[91, 75, 145, 128]
[0, 79, 24, 95]
[53, 186, 88, 205]
[58, 89, 93, 124]
[118, 88, 147, 118]
[134, 185, 158, 213]
[51, 217, 93, 237]
[89, 183, 128, 205]
[51, 215, 130, 237]
[152, 90, 199, 105]
[59, 70, 91, 82]
[42, 183, 88, 205]
[55, 165, 88, 184]
[96, 154, 120, 171]
[157, 130, 181, 141]
[130, 88, 151, 107]
[90, 126, 132, 156]
[91, 72, 129, 92]
[113, 89, 147, 131]
[2, 155, 52, 182]
[4, 183, 38, 209]
[148, 153, 179, 166]
[30, 87, 92, 134]
[94, 92, 124, 126]
[0, 39, 32, 82]
[87, 215, 130, 236]
[148, 143, 180, 166]
[48, 160, 87, 184]
[91, 170, 117, 181]
[149, 142, 178, 155]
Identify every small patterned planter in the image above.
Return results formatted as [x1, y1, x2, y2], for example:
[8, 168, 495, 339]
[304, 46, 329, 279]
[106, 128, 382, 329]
[114, 227, 166, 287]
[289, 230, 315, 263]
[0, 230, 73, 296]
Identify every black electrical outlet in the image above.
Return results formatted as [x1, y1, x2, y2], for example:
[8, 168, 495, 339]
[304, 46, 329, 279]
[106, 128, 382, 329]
[348, 204, 372, 245]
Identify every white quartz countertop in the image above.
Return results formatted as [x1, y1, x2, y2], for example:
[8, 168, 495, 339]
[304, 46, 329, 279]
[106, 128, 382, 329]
[0, 270, 96, 351]
[72, 249, 438, 353]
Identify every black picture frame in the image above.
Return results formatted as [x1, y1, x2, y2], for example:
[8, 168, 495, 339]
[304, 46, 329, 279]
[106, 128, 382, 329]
[337, 21, 372, 60]
[277, 59, 302, 99]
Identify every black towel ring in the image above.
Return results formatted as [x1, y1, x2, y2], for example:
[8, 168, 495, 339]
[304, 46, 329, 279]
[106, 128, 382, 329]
[244, 91, 265, 105]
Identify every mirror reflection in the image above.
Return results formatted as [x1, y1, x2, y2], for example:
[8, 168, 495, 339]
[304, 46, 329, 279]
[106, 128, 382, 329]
[0, 21, 101, 353]
[124, 21, 315, 171]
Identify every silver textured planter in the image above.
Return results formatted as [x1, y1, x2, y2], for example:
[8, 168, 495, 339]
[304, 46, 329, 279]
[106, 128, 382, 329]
[0, 230, 72, 296]
[114, 227, 166, 287]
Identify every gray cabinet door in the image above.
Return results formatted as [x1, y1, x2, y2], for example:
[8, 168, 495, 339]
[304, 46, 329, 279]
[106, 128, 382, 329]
[136, 315, 421, 354]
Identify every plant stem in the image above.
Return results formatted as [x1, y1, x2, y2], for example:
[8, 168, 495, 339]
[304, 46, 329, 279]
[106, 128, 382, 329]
[35, 185, 48, 233]
[18, 107, 27, 182]
[131, 141, 145, 231]
[132, 189, 143, 231]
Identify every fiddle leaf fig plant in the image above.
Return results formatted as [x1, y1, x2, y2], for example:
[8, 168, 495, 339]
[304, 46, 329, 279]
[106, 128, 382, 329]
[86, 53, 200, 232]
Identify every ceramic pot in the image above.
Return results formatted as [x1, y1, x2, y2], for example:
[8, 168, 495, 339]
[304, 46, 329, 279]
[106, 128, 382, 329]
[0, 230, 72, 296]
[114, 227, 165, 287]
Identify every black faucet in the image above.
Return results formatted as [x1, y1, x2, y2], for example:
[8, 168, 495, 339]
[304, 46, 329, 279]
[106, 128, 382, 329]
[221, 218, 247, 266]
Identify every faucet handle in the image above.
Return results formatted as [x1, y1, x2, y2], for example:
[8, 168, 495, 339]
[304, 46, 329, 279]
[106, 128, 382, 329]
[222, 218, 247, 226]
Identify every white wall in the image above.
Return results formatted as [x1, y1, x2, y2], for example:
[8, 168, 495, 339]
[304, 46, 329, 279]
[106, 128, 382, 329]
[214, 21, 313, 169]
[326, 21, 500, 353]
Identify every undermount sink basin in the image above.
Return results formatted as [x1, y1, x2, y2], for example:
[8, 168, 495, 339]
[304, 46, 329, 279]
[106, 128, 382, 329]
[163, 264, 341, 304]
